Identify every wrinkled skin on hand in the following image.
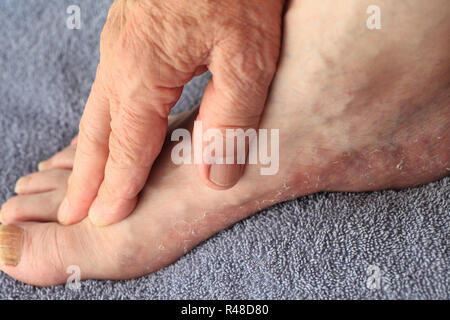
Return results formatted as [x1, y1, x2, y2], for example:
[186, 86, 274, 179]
[60, 0, 285, 227]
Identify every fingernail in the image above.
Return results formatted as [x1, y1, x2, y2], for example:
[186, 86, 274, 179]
[209, 163, 242, 188]
[0, 225, 24, 266]
[58, 197, 71, 225]
[38, 161, 48, 171]
[14, 177, 24, 194]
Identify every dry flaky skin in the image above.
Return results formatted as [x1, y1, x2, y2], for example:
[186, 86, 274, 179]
[0, 225, 24, 266]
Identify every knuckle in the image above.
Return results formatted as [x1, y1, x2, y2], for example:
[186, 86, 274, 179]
[108, 130, 143, 167]
[109, 119, 160, 167]
[78, 120, 107, 150]
[103, 0, 126, 34]
[119, 106, 150, 132]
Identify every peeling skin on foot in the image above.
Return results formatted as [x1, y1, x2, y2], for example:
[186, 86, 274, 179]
[257, 180, 294, 207]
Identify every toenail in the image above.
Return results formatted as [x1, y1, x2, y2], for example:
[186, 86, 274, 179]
[38, 161, 48, 171]
[0, 225, 24, 267]
[14, 177, 24, 194]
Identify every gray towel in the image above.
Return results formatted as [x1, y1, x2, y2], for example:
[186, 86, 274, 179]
[0, 0, 448, 299]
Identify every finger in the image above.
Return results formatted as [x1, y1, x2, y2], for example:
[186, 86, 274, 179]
[195, 39, 280, 189]
[57, 79, 111, 225]
[86, 8, 207, 226]
[87, 96, 177, 226]
[15, 169, 71, 195]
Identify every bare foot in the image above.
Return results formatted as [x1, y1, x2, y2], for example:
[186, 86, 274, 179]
[0, 0, 448, 286]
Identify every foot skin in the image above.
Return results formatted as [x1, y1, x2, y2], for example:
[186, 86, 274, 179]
[1, 0, 449, 286]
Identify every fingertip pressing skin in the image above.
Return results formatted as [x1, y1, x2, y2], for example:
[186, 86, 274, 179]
[192, 121, 246, 191]
[59, 82, 111, 226]
[194, 25, 280, 189]
[87, 201, 114, 227]
[57, 197, 78, 226]
[83, 169, 148, 227]
[87, 199, 137, 227]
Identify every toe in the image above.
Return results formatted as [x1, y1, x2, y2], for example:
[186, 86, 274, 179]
[15, 169, 70, 195]
[70, 136, 78, 146]
[1, 190, 65, 224]
[39, 145, 76, 171]
[0, 221, 105, 286]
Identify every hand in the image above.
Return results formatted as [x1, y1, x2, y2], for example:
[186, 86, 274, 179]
[57, 0, 285, 226]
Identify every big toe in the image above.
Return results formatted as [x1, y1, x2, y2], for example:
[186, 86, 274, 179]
[0, 221, 111, 286]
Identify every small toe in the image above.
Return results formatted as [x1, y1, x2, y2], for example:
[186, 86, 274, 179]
[1, 190, 65, 224]
[15, 169, 70, 195]
[39, 145, 76, 171]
